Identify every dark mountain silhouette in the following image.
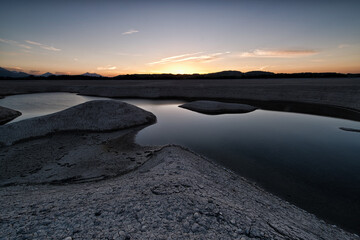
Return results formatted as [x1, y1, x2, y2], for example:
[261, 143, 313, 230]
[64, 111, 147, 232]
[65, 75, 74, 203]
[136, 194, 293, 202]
[40, 72, 55, 77]
[0, 67, 29, 78]
[244, 71, 275, 77]
[0, 67, 358, 80]
[81, 72, 102, 77]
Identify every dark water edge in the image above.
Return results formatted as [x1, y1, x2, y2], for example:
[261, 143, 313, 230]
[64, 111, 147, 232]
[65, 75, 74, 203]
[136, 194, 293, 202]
[133, 100, 360, 235]
[179, 97, 360, 122]
[1, 93, 359, 234]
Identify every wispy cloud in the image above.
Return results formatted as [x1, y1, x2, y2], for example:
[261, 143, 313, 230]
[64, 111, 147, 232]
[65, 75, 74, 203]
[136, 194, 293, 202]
[5, 66, 23, 71]
[148, 52, 230, 65]
[122, 29, 139, 35]
[0, 38, 31, 49]
[42, 46, 61, 51]
[97, 65, 117, 70]
[25, 40, 61, 51]
[25, 40, 42, 46]
[239, 49, 318, 58]
[338, 44, 350, 49]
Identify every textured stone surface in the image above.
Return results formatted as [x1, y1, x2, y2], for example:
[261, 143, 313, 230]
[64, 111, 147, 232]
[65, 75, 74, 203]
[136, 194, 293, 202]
[0, 128, 158, 186]
[0, 100, 156, 146]
[0, 145, 358, 239]
[0, 105, 21, 125]
[180, 100, 257, 114]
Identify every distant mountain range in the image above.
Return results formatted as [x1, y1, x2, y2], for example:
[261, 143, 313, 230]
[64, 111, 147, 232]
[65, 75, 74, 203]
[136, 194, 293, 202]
[40, 72, 54, 77]
[0, 67, 30, 78]
[0, 67, 359, 80]
[0, 68, 104, 78]
[81, 72, 102, 77]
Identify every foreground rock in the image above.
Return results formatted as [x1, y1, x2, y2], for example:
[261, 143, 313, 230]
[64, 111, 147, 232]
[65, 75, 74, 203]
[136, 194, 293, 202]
[0, 100, 156, 146]
[180, 101, 257, 114]
[0, 98, 358, 239]
[340, 127, 360, 133]
[0, 105, 21, 125]
[0, 128, 158, 186]
[0, 145, 358, 239]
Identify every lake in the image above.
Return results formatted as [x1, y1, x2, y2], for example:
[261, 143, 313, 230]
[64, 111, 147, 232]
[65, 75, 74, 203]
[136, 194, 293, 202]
[1, 92, 359, 233]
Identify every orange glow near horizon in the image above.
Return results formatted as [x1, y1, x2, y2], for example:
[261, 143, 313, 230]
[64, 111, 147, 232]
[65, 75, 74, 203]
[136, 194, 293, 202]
[1, 1, 360, 78]
[153, 63, 209, 75]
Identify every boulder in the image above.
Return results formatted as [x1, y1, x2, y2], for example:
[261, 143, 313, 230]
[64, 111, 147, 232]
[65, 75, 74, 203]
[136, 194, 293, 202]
[0, 100, 156, 146]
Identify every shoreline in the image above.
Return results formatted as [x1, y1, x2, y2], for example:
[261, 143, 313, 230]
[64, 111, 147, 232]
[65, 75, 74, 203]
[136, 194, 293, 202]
[1, 131, 358, 239]
[0, 82, 358, 239]
[0, 78, 359, 111]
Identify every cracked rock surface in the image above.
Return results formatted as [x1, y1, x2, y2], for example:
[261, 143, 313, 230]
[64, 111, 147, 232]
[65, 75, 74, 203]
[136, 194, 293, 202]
[0, 99, 358, 239]
[1, 145, 358, 239]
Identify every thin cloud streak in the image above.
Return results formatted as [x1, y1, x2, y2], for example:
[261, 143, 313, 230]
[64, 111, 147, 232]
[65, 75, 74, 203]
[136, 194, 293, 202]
[0, 38, 31, 49]
[25, 40, 42, 46]
[5, 66, 23, 71]
[240, 49, 318, 58]
[26, 40, 61, 51]
[338, 44, 350, 49]
[97, 65, 117, 70]
[148, 52, 230, 65]
[122, 29, 139, 35]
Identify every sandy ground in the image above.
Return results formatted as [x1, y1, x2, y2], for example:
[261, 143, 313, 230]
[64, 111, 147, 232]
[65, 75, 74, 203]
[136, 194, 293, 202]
[0, 78, 359, 111]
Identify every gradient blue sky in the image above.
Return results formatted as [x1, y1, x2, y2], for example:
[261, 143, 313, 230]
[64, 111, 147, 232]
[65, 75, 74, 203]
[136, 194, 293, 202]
[1, 0, 359, 76]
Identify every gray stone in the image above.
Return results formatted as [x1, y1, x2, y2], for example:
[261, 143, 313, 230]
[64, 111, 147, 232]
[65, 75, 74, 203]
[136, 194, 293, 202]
[0, 105, 21, 125]
[0, 100, 156, 146]
[179, 100, 257, 115]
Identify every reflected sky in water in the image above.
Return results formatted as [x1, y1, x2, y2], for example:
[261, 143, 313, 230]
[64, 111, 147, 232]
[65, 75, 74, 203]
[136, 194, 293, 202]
[0, 92, 109, 123]
[1, 93, 360, 232]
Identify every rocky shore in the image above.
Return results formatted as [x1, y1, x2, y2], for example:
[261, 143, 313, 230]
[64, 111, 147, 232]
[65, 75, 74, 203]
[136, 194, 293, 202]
[0, 100, 359, 239]
[1, 144, 358, 239]
[0, 105, 21, 125]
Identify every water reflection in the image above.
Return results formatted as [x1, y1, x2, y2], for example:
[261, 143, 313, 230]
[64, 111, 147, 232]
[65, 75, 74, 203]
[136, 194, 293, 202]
[133, 101, 360, 234]
[0, 92, 109, 123]
[0, 93, 360, 233]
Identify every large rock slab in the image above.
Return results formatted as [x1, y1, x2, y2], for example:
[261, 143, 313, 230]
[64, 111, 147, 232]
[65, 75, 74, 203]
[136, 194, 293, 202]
[0, 146, 358, 239]
[0, 100, 156, 146]
[180, 100, 257, 114]
[0, 106, 21, 125]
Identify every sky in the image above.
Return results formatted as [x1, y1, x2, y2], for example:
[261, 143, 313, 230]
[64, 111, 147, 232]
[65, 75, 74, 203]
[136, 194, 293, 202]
[0, 0, 360, 76]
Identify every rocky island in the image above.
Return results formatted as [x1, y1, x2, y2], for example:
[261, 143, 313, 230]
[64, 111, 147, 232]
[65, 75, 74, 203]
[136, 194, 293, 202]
[179, 100, 257, 114]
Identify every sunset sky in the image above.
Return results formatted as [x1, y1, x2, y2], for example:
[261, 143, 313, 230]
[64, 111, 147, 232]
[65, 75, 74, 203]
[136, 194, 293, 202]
[0, 0, 360, 76]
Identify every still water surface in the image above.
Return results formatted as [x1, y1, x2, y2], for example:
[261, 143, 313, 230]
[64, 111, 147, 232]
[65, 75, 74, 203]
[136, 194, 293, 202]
[1, 92, 359, 233]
